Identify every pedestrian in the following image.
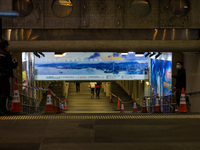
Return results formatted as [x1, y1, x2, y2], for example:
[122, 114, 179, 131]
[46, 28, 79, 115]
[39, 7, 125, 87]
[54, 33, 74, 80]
[0, 39, 18, 116]
[75, 82, 80, 92]
[89, 82, 96, 98]
[95, 82, 101, 98]
[172, 61, 186, 111]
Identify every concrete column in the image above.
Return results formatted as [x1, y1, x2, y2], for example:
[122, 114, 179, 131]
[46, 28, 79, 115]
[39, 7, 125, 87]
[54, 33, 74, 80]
[62, 81, 65, 97]
[106, 82, 111, 97]
[103, 82, 106, 93]
[137, 80, 144, 106]
[131, 81, 134, 99]
[39, 81, 43, 101]
[131, 81, 138, 99]
[121, 81, 123, 89]
[63, 81, 69, 98]
[118, 81, 122, 87]
[144, 81, 150, 96]
[120, 81, 123, 87]
[138, 80, 144, 98]
[184, 53, 200, 112]
[101, 82, 104, 90]
[123, 81, 126, 90]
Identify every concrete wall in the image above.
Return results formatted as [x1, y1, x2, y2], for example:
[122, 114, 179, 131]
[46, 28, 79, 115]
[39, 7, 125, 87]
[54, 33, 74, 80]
[184, 53, 200, 112]
[116, 80, 146, 99]
[2, 0, 200, 29]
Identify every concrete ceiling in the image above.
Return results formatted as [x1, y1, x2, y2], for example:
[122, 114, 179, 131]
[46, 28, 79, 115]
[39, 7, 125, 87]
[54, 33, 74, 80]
[2, 0, 200, 52]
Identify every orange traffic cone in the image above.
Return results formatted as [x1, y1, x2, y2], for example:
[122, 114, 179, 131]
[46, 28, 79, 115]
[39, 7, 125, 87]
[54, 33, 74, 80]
[64, 99, 68, 111]
[154, 94, 161, 113]
[61, 102, 65, 113]
[45, 90, 54, 113]
[120, 102, 125, 113]
[109, 93, 113, 103]
[64, 93, 68, 103]
[116, 97, 121, 111]
[59, 100, 62, 113]
[11, 82, 22, 113]
[132, 100, 137, 113]
[65, 98, 68, 103]
[141, 97, 147, 113]
[59, 101, 65, 113]
[179, 88, 188, 113]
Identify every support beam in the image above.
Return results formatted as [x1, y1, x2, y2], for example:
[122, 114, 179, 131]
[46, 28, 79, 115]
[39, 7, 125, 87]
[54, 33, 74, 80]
[9, 40, 200, 52]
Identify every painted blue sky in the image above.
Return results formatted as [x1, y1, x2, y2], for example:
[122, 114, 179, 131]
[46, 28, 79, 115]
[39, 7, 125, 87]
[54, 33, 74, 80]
[35, 52, 148, 64]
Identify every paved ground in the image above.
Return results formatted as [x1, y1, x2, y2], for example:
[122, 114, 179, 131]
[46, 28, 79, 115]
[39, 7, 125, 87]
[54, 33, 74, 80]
[0, 114, 200, 150]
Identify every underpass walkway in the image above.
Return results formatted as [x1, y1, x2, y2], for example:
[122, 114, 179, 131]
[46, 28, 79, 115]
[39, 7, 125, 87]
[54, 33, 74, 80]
[67, 82, 117, 113]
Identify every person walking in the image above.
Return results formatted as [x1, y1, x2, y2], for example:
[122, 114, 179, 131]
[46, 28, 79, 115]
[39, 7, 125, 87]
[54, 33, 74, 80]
[95, 82, 101, 98]
[75, 82, 80, 92]
[0, 39, 18, 116]
[89, 82, 96, 98]
[172, 61, 186, 111]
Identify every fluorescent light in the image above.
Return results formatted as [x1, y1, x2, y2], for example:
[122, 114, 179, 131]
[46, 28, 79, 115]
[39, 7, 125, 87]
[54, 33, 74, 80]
[121, 53, 128, 55]
[146, 81, 149, 86]
[63, 53, 67, 56]
[135, 54, 144, 57]
[128, 51, 134, 54]
[55, 55, 63, 57]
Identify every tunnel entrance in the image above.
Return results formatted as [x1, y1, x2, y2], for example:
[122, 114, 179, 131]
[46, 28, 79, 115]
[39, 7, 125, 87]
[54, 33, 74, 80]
[17, 51, 174, 114]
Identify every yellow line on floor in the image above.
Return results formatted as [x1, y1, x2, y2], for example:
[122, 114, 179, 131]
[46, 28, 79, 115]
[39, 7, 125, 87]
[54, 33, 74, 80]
[1, 114, 200, 120]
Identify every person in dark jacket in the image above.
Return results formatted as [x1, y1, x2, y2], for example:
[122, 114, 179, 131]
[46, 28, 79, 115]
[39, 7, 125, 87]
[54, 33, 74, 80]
[75, 82, 80, 92]
[0, 39, 18, 116]
[172, 61, 186, 109]
[95, 82, 101, 98]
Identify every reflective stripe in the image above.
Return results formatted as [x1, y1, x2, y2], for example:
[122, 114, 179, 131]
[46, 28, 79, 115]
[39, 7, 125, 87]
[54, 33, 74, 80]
[180, 94, 186, 104]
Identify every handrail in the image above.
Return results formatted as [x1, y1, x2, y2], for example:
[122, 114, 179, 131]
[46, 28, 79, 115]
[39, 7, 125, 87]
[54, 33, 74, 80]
[172, 86, 200, 96]
[20, 93, 40, 102]
[17, 83, 64, 103]
[110, 91, 176, 111]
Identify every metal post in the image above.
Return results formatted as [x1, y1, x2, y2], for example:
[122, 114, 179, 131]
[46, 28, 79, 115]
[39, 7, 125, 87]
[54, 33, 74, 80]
[0, 18, 2, 39]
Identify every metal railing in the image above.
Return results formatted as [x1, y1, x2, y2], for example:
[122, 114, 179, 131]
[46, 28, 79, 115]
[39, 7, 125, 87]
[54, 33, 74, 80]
[7, 83, 69, 114]
[110, 92, 177, 113]
[20, 93, 41, 114]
